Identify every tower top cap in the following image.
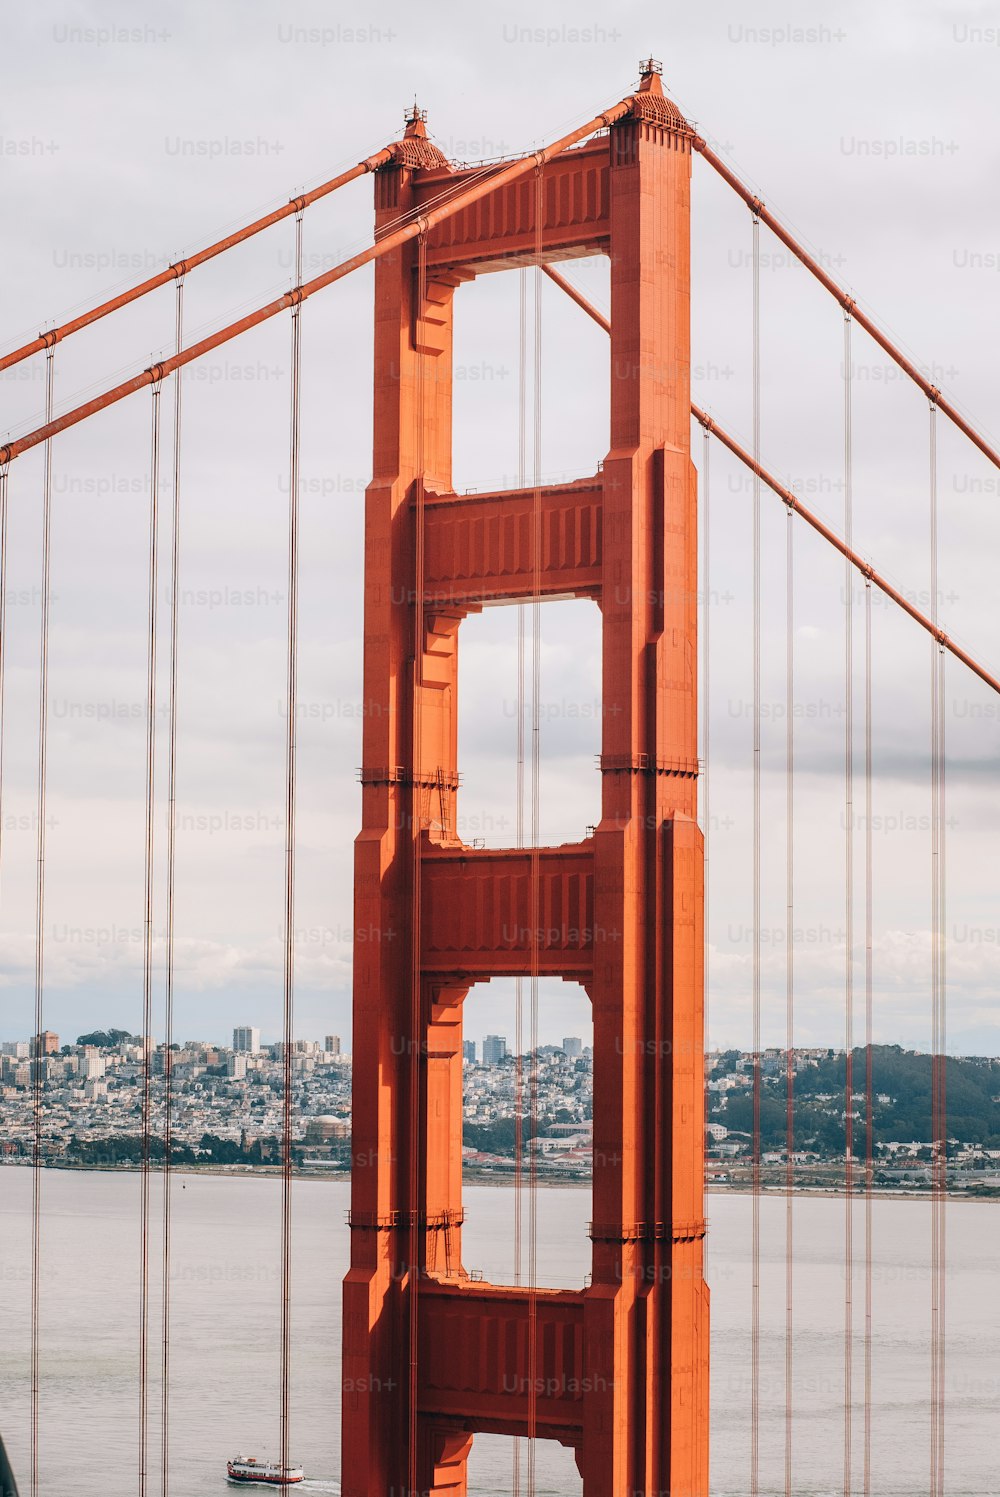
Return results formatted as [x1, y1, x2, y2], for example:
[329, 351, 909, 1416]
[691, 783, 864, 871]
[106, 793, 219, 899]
[404, 102, 429, 137]
[391, 102, 449, 170]
[639, 56, 664, 89]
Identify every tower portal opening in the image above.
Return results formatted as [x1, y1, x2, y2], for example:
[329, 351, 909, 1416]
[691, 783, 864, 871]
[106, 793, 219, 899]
[468, 1432, 582, 1494]
[461, 977, 593, 1288]
[451, 255, 610, 497]
[457, 598, 602, 850]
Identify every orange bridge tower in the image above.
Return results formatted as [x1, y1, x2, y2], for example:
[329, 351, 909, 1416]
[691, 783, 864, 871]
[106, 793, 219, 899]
[343, 62, 709, 1496]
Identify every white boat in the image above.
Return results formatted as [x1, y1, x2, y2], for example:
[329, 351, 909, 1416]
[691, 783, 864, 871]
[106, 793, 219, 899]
[227, 1454, 305, 1486]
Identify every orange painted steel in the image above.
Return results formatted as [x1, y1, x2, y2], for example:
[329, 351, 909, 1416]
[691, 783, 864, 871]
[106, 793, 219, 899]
[0, 151, 394, 375]
[691, 404, 1000, 699]
[0, 102, 632, 468]
[421, 477, 604, 607]
[343, 67, 709, 1495]
[692, 136, 1000, 476]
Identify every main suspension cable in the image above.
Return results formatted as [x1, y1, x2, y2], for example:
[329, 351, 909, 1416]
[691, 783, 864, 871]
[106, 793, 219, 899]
[0, 147, 396, 375]
[279, 211, 304, 1488]
[691, 404, 1000, 701]
[526, 255, 1000, 698]
[690, 134, 1000, 477]
[30, 346, 54, 1497]
[1, 99, 634, 471]
[161, 276, 184, 1497]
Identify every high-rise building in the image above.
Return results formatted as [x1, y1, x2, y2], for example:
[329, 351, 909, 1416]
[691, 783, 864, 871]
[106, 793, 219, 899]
[462, 1040, 476, 1064]
[233, 1026, 261, 1054]
[562, 1036, 583, 1059]
[482, 1035, 507, 1066]
[31, 1031, 59, 1056]
[325, 1035, 342, 1056]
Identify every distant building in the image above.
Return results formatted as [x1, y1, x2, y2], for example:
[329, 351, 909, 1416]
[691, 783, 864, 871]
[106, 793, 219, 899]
[32, 1031, 59, 1056]
[233, 1026, 261, 1054]
[463, 1040, 477, 1064]
[562, 1036, 583, 1059]
[305, 1115, 350, 1143]
[227, 1054, 248, 1079]
[482, 1035, 507, 1066]
[325, 1035, 341, 1056]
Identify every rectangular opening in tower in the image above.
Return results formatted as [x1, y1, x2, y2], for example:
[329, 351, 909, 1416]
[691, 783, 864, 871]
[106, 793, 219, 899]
[451, 256, 610, 496]
[457, 597, 601, 849]
[461, 977, 592, 1289]
[467, 1432, 582, 1494]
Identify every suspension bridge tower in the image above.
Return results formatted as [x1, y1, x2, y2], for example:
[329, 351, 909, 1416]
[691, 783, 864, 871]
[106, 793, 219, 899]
[342, 61, 709, 1496]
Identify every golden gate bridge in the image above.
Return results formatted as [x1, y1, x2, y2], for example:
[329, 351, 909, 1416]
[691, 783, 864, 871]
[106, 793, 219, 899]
[1, 56, 997, 1497]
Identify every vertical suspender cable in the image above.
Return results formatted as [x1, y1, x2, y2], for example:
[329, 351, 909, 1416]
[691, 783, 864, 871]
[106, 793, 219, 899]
[929, 397, 939, 1497]
[140, 375, 163, 1497]
[526, 161, 544, 1497]
[280, 211, 304, 1487]
[935, 641, 946, 1496]
[701, 427, 711, 1135]
[930, 397, 939, 1497]
[0, 461, 7, 1121]
[161, 277, 184, 1497]
[863, 572, 874, 1497]
[30, 345, 54, 1497]
[0, 463, 8, 894]
[929, 398, 946, 1497]
[513, 264, 528, 1497]
[784, 493, 795, 1497]
[843, 310, 855, 1497]
[750, 210, 761, 1497]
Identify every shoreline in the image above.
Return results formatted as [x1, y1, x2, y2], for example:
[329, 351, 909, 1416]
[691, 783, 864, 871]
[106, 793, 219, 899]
[4, 1159, 998, 1200]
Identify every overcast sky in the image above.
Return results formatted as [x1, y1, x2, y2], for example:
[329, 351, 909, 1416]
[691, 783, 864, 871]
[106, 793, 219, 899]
[0, 0, 998, 1054]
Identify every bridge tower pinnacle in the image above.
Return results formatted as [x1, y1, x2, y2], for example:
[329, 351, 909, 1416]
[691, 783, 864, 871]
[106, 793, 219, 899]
[342, 67, 709, 1495]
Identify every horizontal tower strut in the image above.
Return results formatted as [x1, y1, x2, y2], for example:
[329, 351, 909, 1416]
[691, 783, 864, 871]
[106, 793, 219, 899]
[0, 98, 634, 467]
[692, 136, 1000, 475]
[537, 262, 1000, 701]
[692, 403, 1000, 698]
[0, 150, 395, 374]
